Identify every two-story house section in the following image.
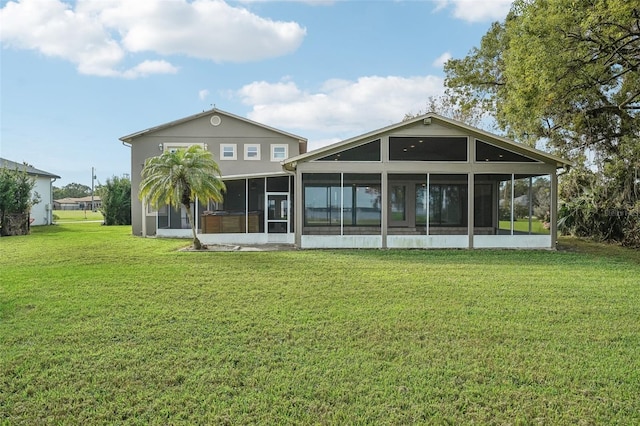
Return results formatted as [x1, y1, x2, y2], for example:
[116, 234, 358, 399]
[120, 109, 307, 245]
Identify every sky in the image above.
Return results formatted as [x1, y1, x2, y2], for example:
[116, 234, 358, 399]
[0, 0, 513, 187]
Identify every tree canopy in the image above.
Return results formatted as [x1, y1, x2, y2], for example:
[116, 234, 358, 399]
[444, 0, 639, 246]
[139, 145, 225, 249]
[445, 0, 639, 159]
[53, 183, 92, 199]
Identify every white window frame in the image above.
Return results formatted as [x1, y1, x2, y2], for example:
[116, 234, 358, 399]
[244, 144, 261, 160]
[271, 144, 288, 162]
[220, 144, 237, 160]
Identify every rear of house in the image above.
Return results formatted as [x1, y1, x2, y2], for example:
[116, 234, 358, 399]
[122, 110, 570, 249]
[120, 109, 307, 245]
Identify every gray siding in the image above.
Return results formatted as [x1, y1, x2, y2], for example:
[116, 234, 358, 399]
[127, 111, 303, 236]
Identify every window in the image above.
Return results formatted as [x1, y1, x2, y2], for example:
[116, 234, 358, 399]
[271, 144, 288, 161]
[220, 144, 237, 160]
[316, 139, 381, 161]
[302, 173, 381, 228]
[344, 174, 381, 227]
[416, 184, 468, 227]
[244, 144, 260, 160]
[476, 140, 538, 162]
[303, 174, 341, 226]
[474, 184, 493, 228]
[163, 142, 205, 153]
[389, 137, 467, 161]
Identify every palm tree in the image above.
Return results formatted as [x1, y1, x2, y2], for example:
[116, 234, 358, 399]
[139, 145, 225, 249]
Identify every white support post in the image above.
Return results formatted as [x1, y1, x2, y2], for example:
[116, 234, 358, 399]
[426, 173, 430, 236]
[245, 179, 249, 234]
[340, 173, 344, 236]
[381, 171, 387, 248]
[510, 173, 515, 236]
[468, 173, 474, 249]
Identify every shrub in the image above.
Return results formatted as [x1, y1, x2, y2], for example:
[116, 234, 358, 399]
[0, 166, 39, 236]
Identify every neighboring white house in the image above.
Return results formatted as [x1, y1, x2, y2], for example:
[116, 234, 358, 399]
[0, 158, 61, 226]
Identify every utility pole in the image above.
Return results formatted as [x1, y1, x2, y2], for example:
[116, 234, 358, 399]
[91, 167, 96, 212]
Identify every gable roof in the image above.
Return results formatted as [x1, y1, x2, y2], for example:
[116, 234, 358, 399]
[0, 158, 61, 179]
[119, 108, 308, 153]
[282, 113, 572, 170]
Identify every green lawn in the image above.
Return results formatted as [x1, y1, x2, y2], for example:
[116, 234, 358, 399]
[1, 224, 639, 424]
[53, 209, 104, 222]
[499, 219, 550, 234]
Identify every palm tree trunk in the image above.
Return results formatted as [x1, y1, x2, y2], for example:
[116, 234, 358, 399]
[184, 203, 202, 250]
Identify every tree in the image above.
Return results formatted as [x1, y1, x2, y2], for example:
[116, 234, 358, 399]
[99, 176, 131, 226]
[444, 0, 640, 246]
[139, 145, 225, 249]
[445, 0, 639, 156]
[403, 95, 487, 128]
[0, 166, 39, 236]
[53, 182, 92, 199]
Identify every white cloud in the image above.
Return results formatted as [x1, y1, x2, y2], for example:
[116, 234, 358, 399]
[0, 0, 306, 78]
[199, 89, 210, 101]
[239, 0, 335, 5]
[435, 0, 512, 23]
[238, 81, 302, 104]
[238, 75, 444, 141]
[432, 51, 452, 68]
[122, 60, 179, 79]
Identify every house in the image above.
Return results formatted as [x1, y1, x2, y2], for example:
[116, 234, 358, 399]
[121, 109, 571, 249]
[53, 196, 102, 211]
[0, 158, 61, 226]
[120, 109, 307, 244]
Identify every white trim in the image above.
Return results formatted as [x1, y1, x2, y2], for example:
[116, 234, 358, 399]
[387, 235, 469, 249]
[199, 233, 294, 245]
[220, 144, 237, 160]
[244, 144, 261, 160]
[271, 144, 288, 162]
[301, 235, 382, 249]
[146, 202, 157, 217]
[473, 235, 552, 249]
[221, 171, 291, 180]
[157, 229, 192, 238]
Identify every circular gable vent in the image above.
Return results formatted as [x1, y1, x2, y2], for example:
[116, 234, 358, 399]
[210, 115, 221, 126]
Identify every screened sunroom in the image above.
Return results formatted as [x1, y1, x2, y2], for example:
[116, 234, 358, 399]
[284, 114, 569, 249]
[153, 173, 295, 245]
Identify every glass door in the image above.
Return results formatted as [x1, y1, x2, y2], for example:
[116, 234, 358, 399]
[389, 184, 408, 227]
[266, 193, 289, 233]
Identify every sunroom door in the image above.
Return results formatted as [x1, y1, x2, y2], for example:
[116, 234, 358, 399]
[266, 193, 289, 233]
[389, 184, 409, 227]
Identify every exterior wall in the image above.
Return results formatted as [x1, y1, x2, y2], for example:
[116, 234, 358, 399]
[30, 177, 54, 226]
[127, 111, 303, 236]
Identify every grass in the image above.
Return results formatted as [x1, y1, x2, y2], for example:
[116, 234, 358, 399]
[53, 210, 104, 222]
[1, 224, 639, 424]
[500, 219, 549, 234]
